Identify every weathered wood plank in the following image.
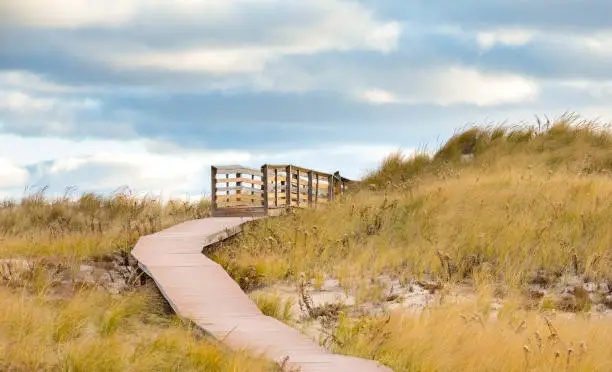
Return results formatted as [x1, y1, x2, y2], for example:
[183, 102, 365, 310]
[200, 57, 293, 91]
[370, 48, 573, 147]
[214, 177, 263, 185]
[214, 165, 263, 176]
[308, 171, 313, 207]
[266, 164, 333, 177]
[211, 166, 218, 213]
[262, 165, 269, 215]
[216, 186, 264, 194]
[274, 168, 279, 207]
[212, 208, 267, 217]
[216, 202, 263, 210]
[216, 193, 263, 201]
[285, 165, 292, 210]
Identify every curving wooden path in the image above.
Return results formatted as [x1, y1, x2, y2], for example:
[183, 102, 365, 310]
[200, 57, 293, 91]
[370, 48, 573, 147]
[131, 217, 392, 372]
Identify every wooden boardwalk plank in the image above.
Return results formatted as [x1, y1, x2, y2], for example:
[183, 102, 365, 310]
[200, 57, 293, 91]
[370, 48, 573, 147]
[132, 217, 392, 372]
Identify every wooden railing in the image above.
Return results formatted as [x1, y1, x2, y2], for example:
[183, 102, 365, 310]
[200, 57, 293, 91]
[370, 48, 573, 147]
[211, 164, 353, 217]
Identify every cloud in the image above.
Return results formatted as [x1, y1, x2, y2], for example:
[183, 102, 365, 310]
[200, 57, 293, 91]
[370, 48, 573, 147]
[360, 89, 400, 105]
[1, 0, 612, 201]
[0, 158, 29, 188]
[0, 133, 398, 198]
[355, 67, 539, 106]
[1, 0, 153, 28]
[419, 67, 539, 106]
[110, 48, 272, 75]
[0, 71, 137, 137]
[0, 89, 135, 137]
[2, 0, 401, 78]
[0, 70, 86, 93]
[108, 21, 401, 75]
[0, 91, 98, 113]
[575, 32, 612, 57]
[558, 79, 612, 99]
[476, 29, 536, 50]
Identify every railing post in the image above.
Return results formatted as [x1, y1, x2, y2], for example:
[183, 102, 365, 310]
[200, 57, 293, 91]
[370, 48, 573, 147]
[315, 173, 319, 206]
[211, 166, 217, 216]
[250, 173, 254, 203]
[328, 174, 334, 201]
[262, 164, 269, 215]
[274, 168, 279, 207]
[285, 165, 292, 211]
[296, 168, 300, 207]
[308, 171, 313, 208]
[236, 172, 242, 203]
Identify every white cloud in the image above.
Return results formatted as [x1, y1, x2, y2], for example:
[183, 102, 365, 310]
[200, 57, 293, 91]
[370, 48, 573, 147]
[0, 86, 133, 137]
[574, 32, 612, 56]
[106, 29, 401, 75]
[0, 158, 29, 188]
[559, 79, 612, 98]
[427, 68, 539, 106]
[0, 134, 397, 198]
[0, 91, 99, 113]
[359, 89, 400, 105]
[109, 48, 273, 74]
[1, 0, 142, 28]
[474, 28, 612, 59]
[354, 67, 539, 106]
[2, 0, 400, 75]
[476, 29, 536, 50]
[110, 19, 400, 74]
[0, 92, 99, 135]
[0, 70, 87, 93]
[1, 0, 401, 53]
[0, 135, 136, 166]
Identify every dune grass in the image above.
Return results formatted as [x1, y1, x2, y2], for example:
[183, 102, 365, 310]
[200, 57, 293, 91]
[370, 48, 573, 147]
[212, 116, 612, 370]
[0, 190, 278, 371]
[0, 286, 274, 371]
[213, 117, 612, 293]
[331, 299, 612, 372]
[5, 114, 612, 371]
[250, 292, 295, 323]
[0, 188, 210, 260]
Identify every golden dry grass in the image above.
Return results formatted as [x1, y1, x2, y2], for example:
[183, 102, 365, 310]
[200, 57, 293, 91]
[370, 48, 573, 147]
[332, 299, 612, 372]
[0, 190, 277, 370]
[212, 116, 612, 371]
[0, 287, 274, 371]
[213, 118, 612, 293]
[5, 115, 612, 371]
[250, 292, 295, 323]
[0, 188, 210, 260]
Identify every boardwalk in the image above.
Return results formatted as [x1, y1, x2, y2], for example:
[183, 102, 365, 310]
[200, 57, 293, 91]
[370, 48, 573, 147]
[131, 217, 392, 372]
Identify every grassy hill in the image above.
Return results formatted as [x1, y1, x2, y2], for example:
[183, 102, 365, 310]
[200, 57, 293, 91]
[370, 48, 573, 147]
[3, 115, 612, 371]
[0, 191, 274, 371]
[212, 116, 612, 371]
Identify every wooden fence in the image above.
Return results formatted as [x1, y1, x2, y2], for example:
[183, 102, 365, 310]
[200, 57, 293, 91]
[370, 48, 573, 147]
[211, 164, 353, 217]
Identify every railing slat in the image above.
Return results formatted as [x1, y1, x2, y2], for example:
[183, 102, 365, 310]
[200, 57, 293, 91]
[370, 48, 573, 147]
[216, 186, 264, 194]
[215, 177, 263, 185]
[213, 165, 263, 176]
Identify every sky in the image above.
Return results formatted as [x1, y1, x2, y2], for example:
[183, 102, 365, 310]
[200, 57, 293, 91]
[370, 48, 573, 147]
[1, 0, 612, 199]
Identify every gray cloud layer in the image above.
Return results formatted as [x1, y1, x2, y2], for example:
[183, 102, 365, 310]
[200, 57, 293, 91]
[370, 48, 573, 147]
[1, 0, 611, 197]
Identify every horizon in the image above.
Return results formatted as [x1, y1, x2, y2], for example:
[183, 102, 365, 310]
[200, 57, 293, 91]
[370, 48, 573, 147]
[2, 1, 612, 198]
